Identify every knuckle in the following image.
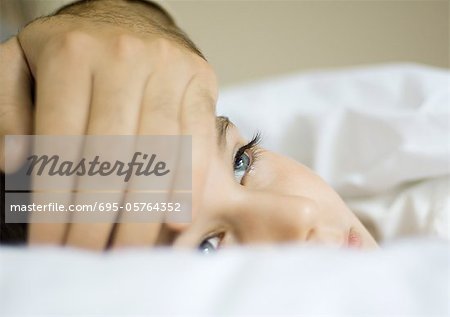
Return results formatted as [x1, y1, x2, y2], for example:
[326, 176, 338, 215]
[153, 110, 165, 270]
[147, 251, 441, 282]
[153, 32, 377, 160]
[150, 38, 182, 64]
[112, 34, 146, 60]
[152, 37, 175, 55]
[50, 31, 93, 60]
[59, 31, 92, 53]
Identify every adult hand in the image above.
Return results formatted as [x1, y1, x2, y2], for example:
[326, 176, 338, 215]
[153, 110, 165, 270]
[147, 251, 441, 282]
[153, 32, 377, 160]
[0, 0, 218, 250]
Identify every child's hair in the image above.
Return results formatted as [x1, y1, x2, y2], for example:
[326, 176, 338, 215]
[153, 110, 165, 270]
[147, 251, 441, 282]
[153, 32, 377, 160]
[0, 173, 27, 244]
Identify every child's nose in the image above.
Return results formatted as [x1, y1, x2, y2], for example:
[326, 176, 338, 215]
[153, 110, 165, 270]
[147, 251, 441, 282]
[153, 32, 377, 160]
[229, 190, 321, 244]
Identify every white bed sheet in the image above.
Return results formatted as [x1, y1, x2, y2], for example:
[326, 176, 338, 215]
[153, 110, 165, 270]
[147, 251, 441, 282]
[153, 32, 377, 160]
[217, 63, 450, 242]
[0, 240, 449, 317]
[1, 64, 449, 316]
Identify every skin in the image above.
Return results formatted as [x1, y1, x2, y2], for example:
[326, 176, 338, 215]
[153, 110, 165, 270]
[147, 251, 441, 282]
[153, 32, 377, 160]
[0, 0, 377, 250]
[0, 1, 217, 250]
[167, 119, 378, 251]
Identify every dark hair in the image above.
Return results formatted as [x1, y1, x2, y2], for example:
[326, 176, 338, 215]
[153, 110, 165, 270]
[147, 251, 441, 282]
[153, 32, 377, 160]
[54, 0, 205, 60]
[0, 173, 27, 244]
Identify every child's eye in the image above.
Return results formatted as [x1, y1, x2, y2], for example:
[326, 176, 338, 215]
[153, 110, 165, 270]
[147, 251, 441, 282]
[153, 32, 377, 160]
[232, 133, 261, 185]
[198, 234, 223, 254]
[234, 151, 251, 184]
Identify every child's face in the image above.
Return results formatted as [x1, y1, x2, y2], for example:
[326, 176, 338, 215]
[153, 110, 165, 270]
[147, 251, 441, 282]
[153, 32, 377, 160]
[169, 117, 378, 252]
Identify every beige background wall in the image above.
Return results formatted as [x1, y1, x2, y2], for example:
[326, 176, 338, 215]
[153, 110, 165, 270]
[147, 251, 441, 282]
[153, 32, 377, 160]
[168, 0, 449, 87]
[1, 0, 449, 87]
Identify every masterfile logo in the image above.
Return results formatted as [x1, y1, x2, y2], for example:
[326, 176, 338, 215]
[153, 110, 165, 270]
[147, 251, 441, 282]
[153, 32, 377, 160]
[4, 135, 192, 224]
[26, 152, 170, 182]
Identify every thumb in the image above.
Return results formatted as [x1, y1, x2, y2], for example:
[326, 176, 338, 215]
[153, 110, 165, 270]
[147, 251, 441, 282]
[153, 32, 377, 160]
[0, 36, 33, 173]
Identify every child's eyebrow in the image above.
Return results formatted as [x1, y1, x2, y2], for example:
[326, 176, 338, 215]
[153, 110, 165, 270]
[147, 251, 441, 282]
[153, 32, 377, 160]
[216, 116, 231, 147]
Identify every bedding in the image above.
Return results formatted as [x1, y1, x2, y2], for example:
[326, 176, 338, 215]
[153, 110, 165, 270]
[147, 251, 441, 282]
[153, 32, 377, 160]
[217, 63, 449, 242]
[1, 64, 449, 316]
[0, 240, 448, 316]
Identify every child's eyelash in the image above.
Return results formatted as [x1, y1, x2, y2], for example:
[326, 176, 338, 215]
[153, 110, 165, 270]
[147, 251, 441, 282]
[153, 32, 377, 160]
[234, 132, 262, 168]
[235, 132, 261, 157]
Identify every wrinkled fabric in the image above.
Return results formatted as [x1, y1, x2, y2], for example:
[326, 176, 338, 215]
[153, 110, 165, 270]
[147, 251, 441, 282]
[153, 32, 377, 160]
[218, 64, 450, 242]
[0, 241, 448, 316]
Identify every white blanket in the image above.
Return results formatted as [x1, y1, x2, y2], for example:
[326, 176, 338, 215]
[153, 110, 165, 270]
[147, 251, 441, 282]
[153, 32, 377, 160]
[1, 64, 449, 316]
[0, 240, 448, 316]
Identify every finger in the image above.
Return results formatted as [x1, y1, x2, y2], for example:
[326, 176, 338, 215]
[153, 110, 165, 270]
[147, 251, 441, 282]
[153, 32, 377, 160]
[27, 43, 92, 246]
[168, 70, 218, 231]
[111, 165, 167, 248]
[164, 71, 218, 232]
[113, 76, 187, 248]
[137, 49, 194, 136]
[65, 64, 147, 250]
[112, 61, 191, 248]
[0, 37, 33, 173]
